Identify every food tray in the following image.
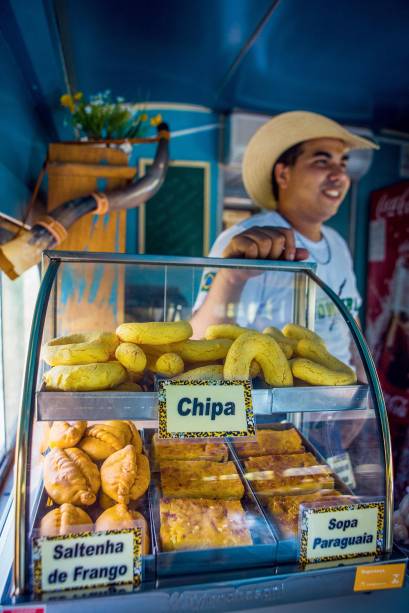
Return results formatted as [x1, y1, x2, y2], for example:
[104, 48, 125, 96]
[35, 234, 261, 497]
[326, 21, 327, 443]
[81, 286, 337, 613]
[147, 438, 277, 577]
[229, 422, 355, 562]
[29, 485, 156, 583]
[141, 427, 231, 473]
[36, 384, 370, 421]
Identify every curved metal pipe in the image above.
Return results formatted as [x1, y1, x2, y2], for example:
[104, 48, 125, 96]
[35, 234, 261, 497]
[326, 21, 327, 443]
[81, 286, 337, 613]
[0, 123, 170, 279]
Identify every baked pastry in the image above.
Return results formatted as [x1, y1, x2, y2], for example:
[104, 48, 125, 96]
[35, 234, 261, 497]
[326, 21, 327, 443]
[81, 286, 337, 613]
[40, 503, 93, 536]
[48, 421, 87, 449]
[95, 504, 150, 553]
[160, 498, 252, 551]
[266, 490, 343, 537]
[152, 433, 228, 463]
[160, 460, 244, 499]
[40, 423, 51, 455]
[79, 421, 142, 461]
[244, 452, 334, 496]
[101, 445, 150, 504]
[234, 428, 304, 458]
[266, 490, 344, 538]
[99, 490, 116, 510]
[43, 447, 100, 506]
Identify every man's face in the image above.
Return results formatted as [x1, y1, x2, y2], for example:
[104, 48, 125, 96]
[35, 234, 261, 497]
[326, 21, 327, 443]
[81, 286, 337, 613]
[276, 138, 351, 224]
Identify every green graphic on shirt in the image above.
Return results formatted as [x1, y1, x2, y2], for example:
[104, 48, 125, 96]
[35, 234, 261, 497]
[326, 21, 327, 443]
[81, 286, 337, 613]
[317, 297, 358, 319]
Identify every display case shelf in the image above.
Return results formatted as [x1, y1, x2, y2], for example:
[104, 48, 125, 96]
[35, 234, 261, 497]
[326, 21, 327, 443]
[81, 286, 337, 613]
[36, 384, 370, 421]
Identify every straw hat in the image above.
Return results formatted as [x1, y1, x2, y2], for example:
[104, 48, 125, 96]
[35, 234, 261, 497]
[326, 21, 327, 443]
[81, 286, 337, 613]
[242, 111, 378, 210]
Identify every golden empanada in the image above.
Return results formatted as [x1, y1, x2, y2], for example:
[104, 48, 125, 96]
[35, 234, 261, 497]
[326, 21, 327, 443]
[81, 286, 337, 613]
[48, 421, 87, 449]
[79, 420, 142, 461]
[95, 504, 150, 553]
[44, 447, 100, 506]
[40, 503, 93, 537]
[99, 490, 116, 510]
[100, 445, 150, 504]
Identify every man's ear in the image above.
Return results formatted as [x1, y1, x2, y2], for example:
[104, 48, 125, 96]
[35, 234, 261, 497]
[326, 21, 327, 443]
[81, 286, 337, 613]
[274, 163, 290, 189]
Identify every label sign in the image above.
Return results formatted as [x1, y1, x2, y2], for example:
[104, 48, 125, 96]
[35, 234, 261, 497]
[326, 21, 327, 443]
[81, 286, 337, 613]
[299, 502, 384, 566]
[327, 452, 356, 489]
[32, 529, 142, 594]
[354, 563, 406, 591]
[158, 379, 255, 438]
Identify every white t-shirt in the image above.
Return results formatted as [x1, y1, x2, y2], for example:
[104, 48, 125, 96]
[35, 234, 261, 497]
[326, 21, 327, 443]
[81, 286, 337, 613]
[195, 210, 361, 365]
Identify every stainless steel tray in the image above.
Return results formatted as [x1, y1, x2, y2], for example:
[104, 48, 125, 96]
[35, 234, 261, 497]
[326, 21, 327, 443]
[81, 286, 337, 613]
[36, 384, 370, 421]
[150, 483, 277, 577]
[229, 423, 356, 563]
[145, 429, 277, 577]
[29, 482, 156, 583]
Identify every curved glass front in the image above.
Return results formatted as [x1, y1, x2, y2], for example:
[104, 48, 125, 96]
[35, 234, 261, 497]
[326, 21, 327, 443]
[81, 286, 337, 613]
[14, 252, 391, 597]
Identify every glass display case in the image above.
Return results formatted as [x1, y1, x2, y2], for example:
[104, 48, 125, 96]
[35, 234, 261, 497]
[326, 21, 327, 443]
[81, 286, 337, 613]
[4, 250, 406, 610]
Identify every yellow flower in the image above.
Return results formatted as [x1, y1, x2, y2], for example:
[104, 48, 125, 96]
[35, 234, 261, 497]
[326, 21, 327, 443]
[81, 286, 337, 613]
[74, 92, 83, 100]
[139, 113, 148, 122]
[150, 113, 163, 126]
[60, 94, 75, 112]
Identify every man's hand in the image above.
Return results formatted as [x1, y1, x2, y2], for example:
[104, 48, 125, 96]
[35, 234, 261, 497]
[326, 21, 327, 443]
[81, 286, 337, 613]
[222, 226, 309, 261]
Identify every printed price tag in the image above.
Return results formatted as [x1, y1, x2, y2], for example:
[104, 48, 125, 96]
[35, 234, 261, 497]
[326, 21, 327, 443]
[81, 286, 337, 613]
[157, 379, 255, 439]
[354, 563, 406, 591]
[327, 452, 356, 489]
[32, 528, 142, 594]
[299, 501, 384, 566]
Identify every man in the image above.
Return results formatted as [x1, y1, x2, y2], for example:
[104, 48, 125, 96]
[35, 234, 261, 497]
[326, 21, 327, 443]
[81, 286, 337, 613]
[191, 111, 378, 368]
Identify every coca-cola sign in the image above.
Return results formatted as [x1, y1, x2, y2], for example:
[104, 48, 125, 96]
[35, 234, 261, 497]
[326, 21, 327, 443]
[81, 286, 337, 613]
[376, 186, 409, 218]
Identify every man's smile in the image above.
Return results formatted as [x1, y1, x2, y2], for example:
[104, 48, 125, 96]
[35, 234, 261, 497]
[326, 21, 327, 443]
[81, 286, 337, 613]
[322, 188, 342, 199]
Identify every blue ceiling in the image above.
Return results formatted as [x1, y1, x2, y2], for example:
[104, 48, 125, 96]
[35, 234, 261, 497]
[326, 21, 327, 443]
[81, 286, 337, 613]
[4, 0, 409, 136]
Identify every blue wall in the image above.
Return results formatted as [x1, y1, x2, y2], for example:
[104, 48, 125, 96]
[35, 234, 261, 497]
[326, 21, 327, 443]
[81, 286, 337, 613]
[0, 33, 49, 220]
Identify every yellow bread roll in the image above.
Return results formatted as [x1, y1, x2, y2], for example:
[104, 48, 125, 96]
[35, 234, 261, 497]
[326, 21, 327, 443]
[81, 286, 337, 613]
[262, 326, 295, 358]
[224, 332, 293, 386]
[116, 321, 192, 345]
[48, 421, 87, 449]
[115, 342, 147, 373]
[146, 352, 184, 377]
[95, 505, 150, 553]
[290, 358, 357, 386]
[205, 324, 250, 340]
[294, 339, 356, 378]
[174, 364, 225, 381]
[141, 342, 179, 356]
[263, 326, 297, 347]
[282, 323, 325, 346]
[101, 446, 150, 504]
[43, 447, 100, 506]
[43, 361, 127, 391]
[42, 332, 119, 366]
[170, 338, 233, 363]
[40, 503, 93, 537]
[79, 421, 142, 461]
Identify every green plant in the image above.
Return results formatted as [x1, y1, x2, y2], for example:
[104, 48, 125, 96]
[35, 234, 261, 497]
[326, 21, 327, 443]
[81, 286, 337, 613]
[60, 90, 162, 140]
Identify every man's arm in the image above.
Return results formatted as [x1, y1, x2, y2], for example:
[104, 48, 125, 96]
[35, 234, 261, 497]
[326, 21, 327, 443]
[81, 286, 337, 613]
[190, 226, 309, 338]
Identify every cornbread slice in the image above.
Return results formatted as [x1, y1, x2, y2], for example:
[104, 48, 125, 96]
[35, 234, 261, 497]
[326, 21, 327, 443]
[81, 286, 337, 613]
[244, 452, 334, 495]
[160, 497, 252, 551]
[160, 460, 244, 499]
[234, 428, 304, 458]
[152, 433, 228, 463]
[266, 490, 343, 537]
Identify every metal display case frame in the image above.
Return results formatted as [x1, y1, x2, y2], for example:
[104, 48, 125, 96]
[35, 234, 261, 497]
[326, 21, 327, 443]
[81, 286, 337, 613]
[7, 250, 399, 606]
